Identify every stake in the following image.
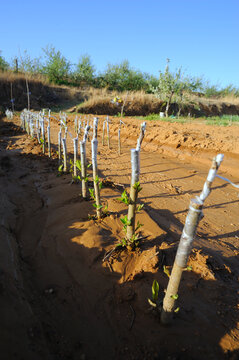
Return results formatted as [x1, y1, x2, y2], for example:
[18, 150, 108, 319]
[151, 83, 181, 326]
[58, 129, 62, 164]
[73, 137, 78, 177]
[106, 116, 110, 149]
[10, 83, 14, 113]
[41, 116, 45, 154]
[118, 127, 121, 155]
[47, 125, 51, 158]
[37, 128, 41, 144]
[80, 124, 91, 198]
[118, 119, 125, 155]
[102, 120, 106, 145]
[74, 116, 78, 135]
[93, 117, 99, 139]
[83, 125, 90, 142]
[92, 138, 102, 219]
[126, 149, 140, 241]
[78, 118, 81, 135]
[136, 122, 146, 151]
[62, 138, 67, 172]
[161, 154, 224, 325]
[26, 77, 30, 110]
[80, 141, 87, 198]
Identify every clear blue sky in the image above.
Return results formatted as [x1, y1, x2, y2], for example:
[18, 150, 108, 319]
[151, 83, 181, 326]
[1, 0, 239, 87]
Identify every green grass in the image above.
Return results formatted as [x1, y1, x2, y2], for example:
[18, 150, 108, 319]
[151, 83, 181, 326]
[136, 113, 239, 126]
[136, 114, 187, 123]
[205, 115, 239, 126]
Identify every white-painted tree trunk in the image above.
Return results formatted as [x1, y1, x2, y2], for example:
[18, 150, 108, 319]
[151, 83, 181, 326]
[126, 149, 140, 241]
[80, 141, 87, 198]
[58, 129, 62, 163]
[161, 154, 224, 324]
[92, 138, 102, 219]
[136, 122, 146, 151]
[73, 137, 78, 177]
[47, 125, 51, 158]
[62, 138, 67, 172]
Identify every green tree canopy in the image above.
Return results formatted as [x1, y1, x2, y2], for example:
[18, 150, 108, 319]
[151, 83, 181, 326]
[152, 59, 203, 116]
[17, 50, 42, 74]
[100, 60, 149, 91]
[73, 54, 95, 85]
[42, 45, 71, 84]
[0, 51, 9, 71]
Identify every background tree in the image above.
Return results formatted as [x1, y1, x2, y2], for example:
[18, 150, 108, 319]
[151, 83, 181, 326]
[42, 45, 71, 84]
[100, 60, 149, 91]
[152, 59, 203, 117]
[17, 50, 42, 74]
[0, 51, 9, 72]
[73, 54, 95, 86]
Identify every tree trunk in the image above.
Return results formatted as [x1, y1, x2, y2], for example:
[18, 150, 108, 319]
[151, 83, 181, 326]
[92, 138, 102, 219]
[126, 149, 140, 241]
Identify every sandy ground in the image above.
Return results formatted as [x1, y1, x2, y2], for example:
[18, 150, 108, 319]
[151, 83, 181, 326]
[0, 114, 239, 360]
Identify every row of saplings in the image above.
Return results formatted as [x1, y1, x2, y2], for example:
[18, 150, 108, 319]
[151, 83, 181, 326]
[19, 109, 224, 325]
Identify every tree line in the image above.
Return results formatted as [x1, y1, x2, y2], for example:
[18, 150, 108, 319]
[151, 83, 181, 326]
[0, 46, 238, 98]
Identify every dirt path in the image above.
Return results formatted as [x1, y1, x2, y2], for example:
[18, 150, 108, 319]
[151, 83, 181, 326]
[0, 115, 239, 360]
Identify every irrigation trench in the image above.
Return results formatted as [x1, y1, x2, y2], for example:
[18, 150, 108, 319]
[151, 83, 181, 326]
[0, 115, 239, 360]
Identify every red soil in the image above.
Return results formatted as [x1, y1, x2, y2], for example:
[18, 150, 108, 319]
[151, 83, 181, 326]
[0, 114, 238, 360]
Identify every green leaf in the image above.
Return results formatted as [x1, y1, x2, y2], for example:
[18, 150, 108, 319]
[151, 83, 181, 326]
[121, 238, 127, 247]
[186, 266, 192, 271]
[103, 205, 108, 214]
[174, 307, 180, 313]
[163, 266, 170, 278]
[120, 216, 128, 225]
[89, 188, 95, 200]
[75, 160, 81, 171]
[99, 181, 103, 190]
[94, 175, 99, 184]
[87, 163, 92, 168]
[148, 298, 157, 307]
[136, 204, 144, 213]
[152, 279, 159, 302]
[135, 221, 143, 232]
[58, 164, 63, 172]
[170, 294, 178, 300]
[133, 182, 142, 192]
[117, 190, 129, 205]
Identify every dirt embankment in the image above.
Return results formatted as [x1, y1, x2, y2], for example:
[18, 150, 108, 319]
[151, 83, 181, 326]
[0, 75, 85, 111]
[77, 95, 239, 117]
[0, 115, 239, 359]
[1, 75, 239, 117]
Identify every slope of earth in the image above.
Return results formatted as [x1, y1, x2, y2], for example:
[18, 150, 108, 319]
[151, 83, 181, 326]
[0, 114, 239, 360]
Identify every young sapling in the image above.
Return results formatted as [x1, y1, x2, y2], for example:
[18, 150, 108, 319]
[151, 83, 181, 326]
[73, 137, 78, 177]
[91, 117, 102, 219]
[161, 154, 224, 325]
[62, 138, 67, 172]
[80, 125, 90, 198]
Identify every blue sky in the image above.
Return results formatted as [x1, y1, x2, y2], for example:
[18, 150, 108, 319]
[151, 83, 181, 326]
[1, 0, 239, 87]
